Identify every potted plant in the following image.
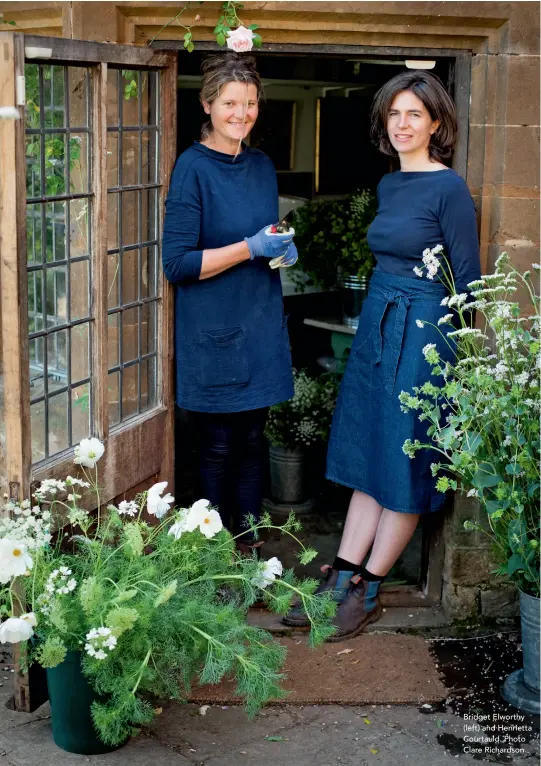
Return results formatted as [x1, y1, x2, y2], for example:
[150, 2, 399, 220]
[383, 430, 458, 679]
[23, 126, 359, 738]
[399, 249, 540, 714]
[265, 369, 338, 508]
[290, 189, 377, 327]
[0, 440, 336, 753]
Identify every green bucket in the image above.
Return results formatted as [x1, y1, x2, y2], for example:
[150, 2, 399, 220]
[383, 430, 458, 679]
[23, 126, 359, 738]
[46, 651, 127, 754]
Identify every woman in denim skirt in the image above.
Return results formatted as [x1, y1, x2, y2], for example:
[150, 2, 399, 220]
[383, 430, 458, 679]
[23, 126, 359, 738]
[284, 71, 481, 639]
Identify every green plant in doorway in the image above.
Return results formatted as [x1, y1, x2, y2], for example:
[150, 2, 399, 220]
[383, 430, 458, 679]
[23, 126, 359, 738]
[290, 189, 377, 292]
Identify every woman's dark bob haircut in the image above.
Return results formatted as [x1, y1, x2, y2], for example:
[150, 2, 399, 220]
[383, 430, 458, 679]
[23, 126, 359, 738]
[370, 70, 458, 162]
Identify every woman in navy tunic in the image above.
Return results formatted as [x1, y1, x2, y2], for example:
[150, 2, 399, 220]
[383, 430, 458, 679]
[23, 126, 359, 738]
[162, 53, 296, 549]
[284, 71, 480, 639]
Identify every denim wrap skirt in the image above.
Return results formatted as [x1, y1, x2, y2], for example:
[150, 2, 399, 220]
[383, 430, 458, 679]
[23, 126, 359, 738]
[326, 270, 455, 514]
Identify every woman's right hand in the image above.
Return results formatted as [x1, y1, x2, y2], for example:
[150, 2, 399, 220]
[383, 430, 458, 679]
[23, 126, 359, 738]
[244, 224, 293, 261]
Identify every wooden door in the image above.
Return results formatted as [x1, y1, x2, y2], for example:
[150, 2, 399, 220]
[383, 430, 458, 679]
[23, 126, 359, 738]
[0, 32, 176, 569]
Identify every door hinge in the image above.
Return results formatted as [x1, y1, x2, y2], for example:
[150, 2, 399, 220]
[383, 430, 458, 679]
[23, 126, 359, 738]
[8, 482, 20, 503]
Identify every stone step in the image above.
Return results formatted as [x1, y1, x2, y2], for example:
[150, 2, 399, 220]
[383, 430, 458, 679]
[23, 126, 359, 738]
[247, 606, 448, 636]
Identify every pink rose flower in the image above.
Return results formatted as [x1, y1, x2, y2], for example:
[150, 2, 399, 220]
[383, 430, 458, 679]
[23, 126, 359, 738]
[226, 25, 255, 52]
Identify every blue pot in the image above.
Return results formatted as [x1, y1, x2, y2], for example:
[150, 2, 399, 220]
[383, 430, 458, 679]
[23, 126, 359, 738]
[501, 590, 540, 714]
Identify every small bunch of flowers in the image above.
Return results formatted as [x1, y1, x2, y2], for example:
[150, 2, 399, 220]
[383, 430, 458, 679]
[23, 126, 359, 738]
[413, 244, 444, 280]
[0, 500, 51, 551]
[266, 369, 339, 449]
[401, 250, 540, 596]
[85, 626, 117, 661]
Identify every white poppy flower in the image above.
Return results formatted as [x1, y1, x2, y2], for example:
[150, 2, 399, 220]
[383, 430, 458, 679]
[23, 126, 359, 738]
[147, 482, 174, 519]
[254, 557, 283, 589]
[0, 540, 33, 583]
[73, 437, 105, 469]
[0, 613, 36, 644]
[226, 25, 255, 52]
[185, 502, 223, 538]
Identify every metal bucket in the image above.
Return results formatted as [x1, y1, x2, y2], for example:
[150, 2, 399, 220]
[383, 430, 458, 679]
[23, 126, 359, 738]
[268, 444, 308, 504]
[501, 590, 540, 714]
[338, 274, 369, 329]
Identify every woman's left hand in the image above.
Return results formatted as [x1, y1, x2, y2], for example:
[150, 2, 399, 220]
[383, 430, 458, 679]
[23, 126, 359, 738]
[270, 242, 298, 269]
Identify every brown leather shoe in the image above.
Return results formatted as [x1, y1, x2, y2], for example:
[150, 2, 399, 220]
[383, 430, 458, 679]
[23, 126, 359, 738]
[282, 565, 354, 627]
[327, 574, 382, 642]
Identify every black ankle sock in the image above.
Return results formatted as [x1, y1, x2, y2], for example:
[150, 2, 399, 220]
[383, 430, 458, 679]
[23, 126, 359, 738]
[333, 556, 362, 574]
[359, 565, 386, 583]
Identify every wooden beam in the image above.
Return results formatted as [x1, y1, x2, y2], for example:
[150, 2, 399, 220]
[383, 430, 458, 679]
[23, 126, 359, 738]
[156, 51, 177, 494]
[0, 32, 32, 509]
[23, 34, 172, 66]
[91, 63, 109, 441]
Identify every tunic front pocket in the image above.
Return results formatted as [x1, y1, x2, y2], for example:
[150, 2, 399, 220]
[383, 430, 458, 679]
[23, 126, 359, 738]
[198, 327, 250, 388]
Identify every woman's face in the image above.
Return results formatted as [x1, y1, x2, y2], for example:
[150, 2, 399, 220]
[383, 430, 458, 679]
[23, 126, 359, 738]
[203, 81, 259, 145]
[386, 90, 440, 157]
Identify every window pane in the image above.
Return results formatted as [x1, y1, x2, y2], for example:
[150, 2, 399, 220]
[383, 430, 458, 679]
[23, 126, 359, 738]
[27, 271, 44, 333]
[71, 322, 90, 383]
[141, 188, 157, 243]
[121, 70, 139, 127]
[31, 401, 46, 463]
[141, 246, 157, 299]
[107, 131, 119, 189]
[122, 307, 139, 363]
[46, 266, 68, 327]
[108, 313, 120, 368]
[68, 68, 89, 129]
[71, 383, 91, 444]
[27, 204, 43, 265]
[122, 363, 138, 419]
[122, 249, 138, 305]
[29, 337, 45, 399]
[141, 129, 158, 185]
[107, 192, 119, 251]
[70, 260, 90, 321]
[140, 356, 156, 412]
[141, 71, 159, 126]
[69, 134, 89, 194]
[107, 253, 120, 309]
[108, 371, 120, 426]
[45, 201, 66, 262]
[48, 390, 69, 455]
[121, 130, 139, 187]
[25, 64, 41, 130]
[70, 198, 90, 259]
[47, 329, 68, 393]
[44, 134, 67, 197]
[26, 135, 42, 197]
[141, 302, 156, 356]
[121, 190, 139, 247]
[43, 65, 66, 129]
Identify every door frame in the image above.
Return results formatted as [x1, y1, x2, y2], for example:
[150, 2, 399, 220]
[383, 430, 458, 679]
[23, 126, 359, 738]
[156, 39, 473, 607]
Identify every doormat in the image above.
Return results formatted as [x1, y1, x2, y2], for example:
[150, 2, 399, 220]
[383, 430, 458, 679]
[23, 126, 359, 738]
[188, 634, 447, 706]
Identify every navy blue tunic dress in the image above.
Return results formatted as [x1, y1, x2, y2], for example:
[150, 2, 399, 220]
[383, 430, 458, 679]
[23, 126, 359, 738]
[162, 142, 293, 413]
[326, 169, 481, 514]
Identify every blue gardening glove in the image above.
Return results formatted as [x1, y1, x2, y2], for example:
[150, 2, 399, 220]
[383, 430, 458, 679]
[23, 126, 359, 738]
[278, 242, 298, 268]
[244, 224, 293, 260]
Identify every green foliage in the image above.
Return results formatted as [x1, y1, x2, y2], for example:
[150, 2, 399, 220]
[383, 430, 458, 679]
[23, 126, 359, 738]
[265, 369, 339, 449]
[290, 190, 377, 291]
[1, 455, 334, 746]
[400, 252, 540, 596]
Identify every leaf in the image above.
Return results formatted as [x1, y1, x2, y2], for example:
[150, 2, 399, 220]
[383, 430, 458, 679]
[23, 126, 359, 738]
[253, 34, 262, 47]
[187, 41, 195, 52]
[213, 24, 223, 33]
[265, 735, 288, 741]
[462, 431, 482, 455]
[472, 464, 502, 489]
[337, 648, 354, 655]
[363, 718, 371, 725]
[507, 553, 524, 576]
[370, 748, 379, 754]
[248, 24, 259, 30]
[216, 31, 226, 46]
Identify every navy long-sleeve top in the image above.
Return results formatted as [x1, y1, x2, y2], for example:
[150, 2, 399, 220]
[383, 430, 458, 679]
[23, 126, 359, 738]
[367, 169, 480, 295]
[162, 142, 293, 413]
